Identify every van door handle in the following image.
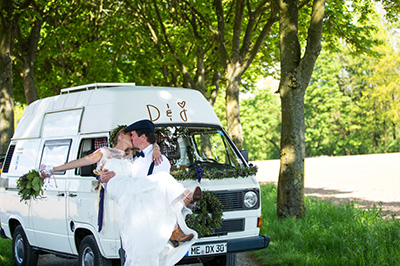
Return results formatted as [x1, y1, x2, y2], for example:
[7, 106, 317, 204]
[57, 193, 65, 197]
[69, 193, 78, 197]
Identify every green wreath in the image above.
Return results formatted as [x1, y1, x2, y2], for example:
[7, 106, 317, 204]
[16, 170, 45, 201]
[185, 190, 224, 238]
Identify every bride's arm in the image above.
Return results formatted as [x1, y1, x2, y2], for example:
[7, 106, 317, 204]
[41, 150, 103, 177]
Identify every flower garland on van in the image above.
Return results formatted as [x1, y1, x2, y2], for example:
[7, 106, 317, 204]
[171, 164, 258, 181]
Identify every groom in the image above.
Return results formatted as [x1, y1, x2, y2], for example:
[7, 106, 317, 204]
[100, 119, 170, 182]
[127, 119, 170, 176]
[100, 119, 171, 265]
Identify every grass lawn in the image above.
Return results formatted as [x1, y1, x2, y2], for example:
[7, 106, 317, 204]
[0, 238, 12, 265]
[251, 183, 400, 265]
[1, 183, 399, 265]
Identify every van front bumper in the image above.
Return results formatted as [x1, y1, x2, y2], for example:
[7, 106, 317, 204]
[226, 235, 270, 253]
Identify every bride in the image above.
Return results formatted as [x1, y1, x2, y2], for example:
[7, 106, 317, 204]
[41, 125, 201, 265]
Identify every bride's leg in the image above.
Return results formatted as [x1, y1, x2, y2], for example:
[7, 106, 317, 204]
[183, 186, 202, 207]
[169, 224, 194, 247]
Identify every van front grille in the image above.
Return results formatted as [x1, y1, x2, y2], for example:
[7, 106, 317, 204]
[214, 189, 260, 211]
[203, 218, 245, 237]
[214, 191, 244, 211]
[215, 219, 245, 233]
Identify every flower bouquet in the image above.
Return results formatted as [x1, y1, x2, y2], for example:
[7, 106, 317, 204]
[16, 170, 45, 201]
[16, 165, 54, 202]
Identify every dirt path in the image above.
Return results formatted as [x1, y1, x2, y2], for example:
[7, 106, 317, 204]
[252, 153, 400, 218]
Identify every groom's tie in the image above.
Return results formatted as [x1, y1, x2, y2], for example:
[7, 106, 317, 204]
[136, 151, 145, 157]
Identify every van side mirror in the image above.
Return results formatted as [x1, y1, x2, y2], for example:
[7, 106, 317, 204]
[241, 150, 249, 163]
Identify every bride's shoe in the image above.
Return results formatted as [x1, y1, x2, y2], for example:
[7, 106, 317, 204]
[184, 186, 202, 208]
[170, 225, 194, 247]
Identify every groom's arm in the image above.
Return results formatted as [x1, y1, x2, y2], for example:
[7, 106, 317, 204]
[99, 169, 116, 183]
[152, 155, 171, 174]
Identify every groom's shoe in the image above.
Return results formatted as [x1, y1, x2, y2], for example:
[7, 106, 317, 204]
[170, 225, 194, 247]
[184, 186, 202, 208]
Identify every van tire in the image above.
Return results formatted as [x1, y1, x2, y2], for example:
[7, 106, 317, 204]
[12, 225, 38, 266]
[79, 235, 112, 266]
[203, 253, 237, 266]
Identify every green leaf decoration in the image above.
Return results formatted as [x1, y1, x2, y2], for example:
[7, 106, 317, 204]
[171, 164, 258, 181]
[185, 190, 224, 238]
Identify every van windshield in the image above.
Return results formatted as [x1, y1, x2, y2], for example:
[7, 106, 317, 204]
[156, 126, 246, 172]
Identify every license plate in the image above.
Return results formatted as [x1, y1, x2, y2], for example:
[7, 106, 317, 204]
[187, 243, 227, 256]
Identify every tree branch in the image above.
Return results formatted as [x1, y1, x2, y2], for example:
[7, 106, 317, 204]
[151, 0, 193, 88]
[231, 0, 244, 63]
[300, 0, 325, 89]
[299, 0, 312, 10]
[241, 1, 278, 69]
[243, 8, 278, 72]
[278, 0, 301, 79]
[213, 0, 229, 69]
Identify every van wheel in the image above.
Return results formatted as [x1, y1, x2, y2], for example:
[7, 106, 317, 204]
[203, 253, 237, 266]
[79, 235, 112, 266]
[12, 225, 38, 266]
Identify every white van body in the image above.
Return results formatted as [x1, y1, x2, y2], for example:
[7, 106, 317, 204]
[0, 84, 269, 265]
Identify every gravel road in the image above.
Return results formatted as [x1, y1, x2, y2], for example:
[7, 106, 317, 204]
[253, 152, 400, 218]
[37, 252, 260, 266]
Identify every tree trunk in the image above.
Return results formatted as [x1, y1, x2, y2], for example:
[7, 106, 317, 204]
[22, 58, 39, 104]
[213, 0, 277, 151]
[0, 0, 15, 155]
[208, 70, 221, 107]
[22, 62, 39, 104]
[276, 0, 325, 218]
[226, 64, 243, 150]
[277, 76, 307, 218]
[16, 19, 42, 104]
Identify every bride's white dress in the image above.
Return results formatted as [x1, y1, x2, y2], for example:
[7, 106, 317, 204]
[97, 147, 196, 266]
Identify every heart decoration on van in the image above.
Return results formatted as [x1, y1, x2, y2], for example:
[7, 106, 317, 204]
[177, 101, 186, 108]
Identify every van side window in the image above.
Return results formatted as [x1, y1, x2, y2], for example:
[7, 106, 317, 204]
[76, 137, 107, 176]
[1, 144, 16, 173]
[40, 139, 72, 175]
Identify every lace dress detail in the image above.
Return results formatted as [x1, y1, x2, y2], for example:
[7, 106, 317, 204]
[98, 147, 197, 266]
[98, 147, 133, 169]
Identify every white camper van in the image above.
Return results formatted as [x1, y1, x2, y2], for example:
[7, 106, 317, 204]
[0, 83, 269, 265]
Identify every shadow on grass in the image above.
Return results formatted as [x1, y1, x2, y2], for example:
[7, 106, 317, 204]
[304, 186, 400, 219]
[262, 181, 400, 219]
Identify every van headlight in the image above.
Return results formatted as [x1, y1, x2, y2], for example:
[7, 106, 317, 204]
[244, 191, 258, 208]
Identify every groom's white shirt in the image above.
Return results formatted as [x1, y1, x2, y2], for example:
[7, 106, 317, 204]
[131, 144, 170, 178]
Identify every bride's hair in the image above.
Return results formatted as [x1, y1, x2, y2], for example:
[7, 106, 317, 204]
[109, 125, 128, 148]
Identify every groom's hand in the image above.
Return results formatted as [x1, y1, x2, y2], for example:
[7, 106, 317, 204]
[99, 169, 116, 183]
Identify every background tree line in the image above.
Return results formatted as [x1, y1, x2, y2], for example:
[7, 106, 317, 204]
[240, 15, 400, 160]
[1, 0, 399, 218]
